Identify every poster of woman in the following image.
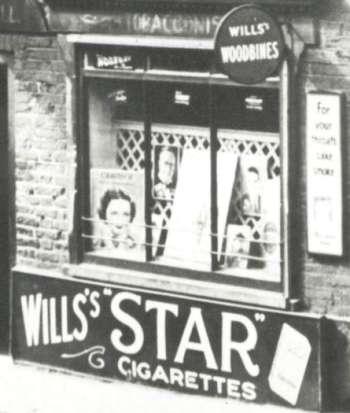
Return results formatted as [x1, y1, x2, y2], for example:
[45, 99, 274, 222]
[90, 168, 145, 259]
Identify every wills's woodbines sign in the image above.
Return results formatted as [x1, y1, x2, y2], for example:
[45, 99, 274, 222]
[306, 92, 343, 256]
[12, 272, 325, 410]
[214, 5, 285, 84]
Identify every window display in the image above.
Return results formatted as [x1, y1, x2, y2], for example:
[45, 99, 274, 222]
[79, 46, 284, 289]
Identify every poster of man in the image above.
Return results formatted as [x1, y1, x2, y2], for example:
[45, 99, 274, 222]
[153, 145, 181, 201]
[225, 224, 251, 269]
[90, 168, 145, 258]
[240, 155, 267, 216]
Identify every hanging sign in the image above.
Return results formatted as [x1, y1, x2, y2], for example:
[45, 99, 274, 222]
[214, 5, 285, 84]
[12, 271, 325, 411]
[307, 92, 343, 256]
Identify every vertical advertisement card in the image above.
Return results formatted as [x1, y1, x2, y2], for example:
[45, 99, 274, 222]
[163, 150, 211, 268]
[306, 93, 343, 256]
[90, 168, 145, 259]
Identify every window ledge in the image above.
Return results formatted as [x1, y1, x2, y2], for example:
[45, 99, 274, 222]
[63, 263, 288, 309]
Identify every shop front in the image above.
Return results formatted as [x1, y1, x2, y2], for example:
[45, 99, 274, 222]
[3, 0, 350, 411]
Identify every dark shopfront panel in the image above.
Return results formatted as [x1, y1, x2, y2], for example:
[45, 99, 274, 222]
[12, 271, 326, 411]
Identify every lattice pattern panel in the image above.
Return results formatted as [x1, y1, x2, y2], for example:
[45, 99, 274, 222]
[152, 127, 210, 151]
[116, 127, 145, 171]
[219, 132, 281, 262]
[219, 136, 280, 179]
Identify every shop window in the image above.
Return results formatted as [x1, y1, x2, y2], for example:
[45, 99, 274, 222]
[78, 45, 286, 295]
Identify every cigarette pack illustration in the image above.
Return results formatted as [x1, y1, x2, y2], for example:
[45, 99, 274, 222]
[268, 323, 312, 406]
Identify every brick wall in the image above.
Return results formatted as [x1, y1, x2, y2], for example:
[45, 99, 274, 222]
[0, 34, 74, 270]
[298, 16, 350, 316]
[298, 15, 350, 405]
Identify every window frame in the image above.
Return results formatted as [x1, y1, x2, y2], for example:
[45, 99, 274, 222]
[71, 38, 291, 309]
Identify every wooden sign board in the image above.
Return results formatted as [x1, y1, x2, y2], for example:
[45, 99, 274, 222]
[306, 92, 343, 256]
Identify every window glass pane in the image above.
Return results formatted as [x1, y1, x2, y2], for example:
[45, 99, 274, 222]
[149, 82, 211, 271]
[215, 86, 282, 283]
[85, 78, 145, 260]
[151, 82, 210, 127]
[150, 49, 212, 73]
[214, 86, 279, 132]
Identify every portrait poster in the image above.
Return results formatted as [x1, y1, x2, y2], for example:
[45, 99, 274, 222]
[224, 224, 251, 270]
[239, 155, 267, 216]
[90, 168, 145, 259]
[152, 145, 182, 201]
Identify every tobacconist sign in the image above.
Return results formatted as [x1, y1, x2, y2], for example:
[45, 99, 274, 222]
[214, 5, 285, 84]
[307, 92, 343, 256]
[12, 272, 326, 410]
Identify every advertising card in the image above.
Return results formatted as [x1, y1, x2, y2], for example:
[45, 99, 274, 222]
[239, 154, 267, 216]
[90, 168, 145, 259]
[152, 145, 182, 201]
[224, 224, 251, 269]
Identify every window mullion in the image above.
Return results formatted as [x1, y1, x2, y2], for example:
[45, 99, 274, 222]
[209, 81, 218, 272]
[144, 79, 153, 262]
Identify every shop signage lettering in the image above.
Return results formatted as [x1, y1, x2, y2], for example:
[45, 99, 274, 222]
[95, 55, 132, 70]
[214, 6, 285, 84]
[125, 13, 220, 35]
[12, 273, 324, 410]
[306, 93, 343, 256]
[85, 50, 144, 71]
[49, 12, 221, 37]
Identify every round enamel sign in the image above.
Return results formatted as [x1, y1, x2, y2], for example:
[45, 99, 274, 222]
[215, 5, 285, 84]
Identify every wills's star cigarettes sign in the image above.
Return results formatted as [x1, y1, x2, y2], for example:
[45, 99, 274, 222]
[12, 272, 324, 411]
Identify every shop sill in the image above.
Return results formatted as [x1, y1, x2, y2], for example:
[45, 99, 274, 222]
[63, 263, 288, 310]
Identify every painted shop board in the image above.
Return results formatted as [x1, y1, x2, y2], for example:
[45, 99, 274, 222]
[12, 271, 325, 410]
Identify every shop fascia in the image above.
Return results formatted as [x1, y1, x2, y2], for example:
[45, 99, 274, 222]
[22, 289, 259, 378]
